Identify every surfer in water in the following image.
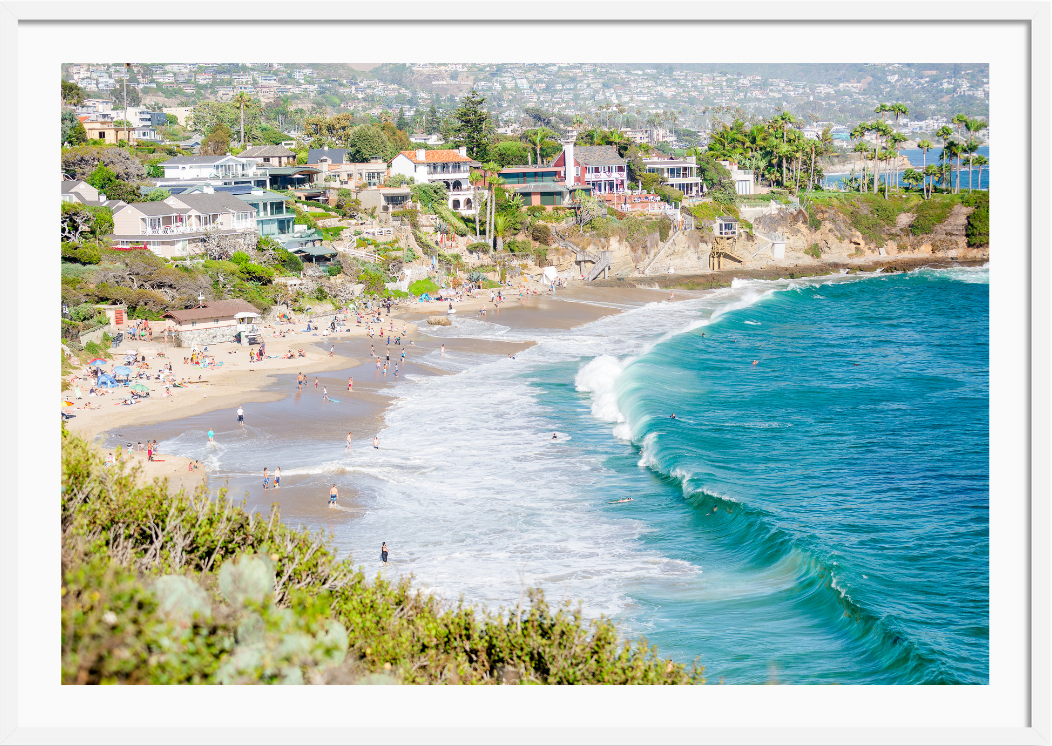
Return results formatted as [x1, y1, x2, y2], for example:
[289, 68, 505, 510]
[552, 432, 558, 440]
[381, 542, 388, 566]
[670, 414, 677, 420]
[329, 484, 338, 508]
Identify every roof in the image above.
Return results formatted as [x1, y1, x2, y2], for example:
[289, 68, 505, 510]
[161, 155, 242, 166]
[397, 149, 472, 164]
[121, 202, 191, 216]
[308, 148, 348, 164]
[513, 183, 570, 194]
[293, 246, 338, 257]
[240, 145, 296, 158]
[61, 180, 92, 194]
[164, 299, 261, 322]
[238, 190, 289, 203]
[572, 146, 626, 166]
[171, 193, 253, 214]
[259, 166, 321, 176]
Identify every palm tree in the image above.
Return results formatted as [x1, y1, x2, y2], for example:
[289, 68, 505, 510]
[944, 139, 964, 194]
[934, 125, 953, 191]
[923, 164, 941, 198]
[964, 118, 987, 192]
[971, 154, 988, 190]
[233, 92, 254, 146]
[916, 138, 935, 197]
[901, 168, 923, 193]
[482, 162, 500, 243]
[887, 131, 908, 196]
[469, 169, 485, 237]
[524, 128, 556, 166]
[850, 124, 867, 192]
[868, 120, 892, 195]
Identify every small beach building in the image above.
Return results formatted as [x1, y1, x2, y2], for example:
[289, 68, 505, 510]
[164, 299, 262, 347]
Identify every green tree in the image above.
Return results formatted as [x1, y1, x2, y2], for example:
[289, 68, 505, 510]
[396, 107, 409, 132]
[233, 92, 254, 146]
[971, 154, 988, 191]
[61, 109, 87, 146]
[523, 128, 556, 166]
[347, 125, 391, 163]
[901, 169, 924, 192]
[916, 139, 935, 198]
[61, 80, 85, 107]
[201, 124, 232, 156]
[426, 104, 439, 134]
[451, 89, 492, 161]
[492, 140, 529, 168]
[142, 188, 171, 202]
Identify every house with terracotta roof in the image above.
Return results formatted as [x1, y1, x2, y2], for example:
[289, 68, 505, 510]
[389, 147, 477, 214]
[306, 147, 388, 190]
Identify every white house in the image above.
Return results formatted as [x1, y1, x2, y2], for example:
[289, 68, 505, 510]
[160, 155, 257, 181]
[389, 147, 476, 214]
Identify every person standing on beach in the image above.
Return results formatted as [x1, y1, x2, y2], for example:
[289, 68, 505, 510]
[208, 429, 214, 444]
[346, 431, 353, 450]
[263, 467, 270, 491]
[329, 484, 338, 508]
[274, 467, 281, 489]
[381, 542, 388, 566]
[440, 344, 445, 356]
[348, 376, 353, 391]
[314, 377, 319, 389]
[237, 406, 244, 425]
[322, 386, 329, 402]
[373, 435, 379, 449]
[329, 344, 335, 357]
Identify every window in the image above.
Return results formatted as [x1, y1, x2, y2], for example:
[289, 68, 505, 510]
[98, 132, 106, 139]
[575, 167, 581, 177]
[263, 157, 270, 163]
[214, 319, 219, 324]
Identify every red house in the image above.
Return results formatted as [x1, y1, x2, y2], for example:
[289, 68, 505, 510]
[551, 143, 628, 195]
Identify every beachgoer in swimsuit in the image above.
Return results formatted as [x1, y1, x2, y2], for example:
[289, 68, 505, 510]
[329, 484, 338, 507]
[381, 542, 388, 565]
[348, 376, 353, 391]
[237, 406, 244, 424]
[274, 467, 280, 488]
[346, 431, 353, 449]
[373, 435, 379, 449]
[263, 467, 269, 491]
[208, 429, 214, 443]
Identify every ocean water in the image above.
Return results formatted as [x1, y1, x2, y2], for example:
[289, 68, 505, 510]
[824, 146, 989, 191]
[123, 268, 989, 684]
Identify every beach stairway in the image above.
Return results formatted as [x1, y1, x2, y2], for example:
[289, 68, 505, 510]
[709, 236, 748, 270]
[584, 251, 613, 282]
[642, 227, 683, 275]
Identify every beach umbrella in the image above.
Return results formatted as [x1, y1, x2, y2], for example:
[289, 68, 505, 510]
[113, 365, 132, 376]
[130, 383, 149, 392]
[87, 359, 108, 368]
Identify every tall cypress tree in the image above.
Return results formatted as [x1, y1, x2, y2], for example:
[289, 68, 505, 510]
[451, 89, 492, 161]
[396, 107, 409, 132]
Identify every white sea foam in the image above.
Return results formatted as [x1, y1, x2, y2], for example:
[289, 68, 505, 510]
[574, 355, 626, 423]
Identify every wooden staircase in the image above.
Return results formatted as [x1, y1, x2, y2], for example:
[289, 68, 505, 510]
[709, 236, 747, 270]
[584, 251, 613, 282]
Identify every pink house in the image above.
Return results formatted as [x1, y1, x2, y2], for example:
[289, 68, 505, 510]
[551, 143, 628, 195]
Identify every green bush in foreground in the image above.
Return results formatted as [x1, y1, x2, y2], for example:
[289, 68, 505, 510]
[408, 277, 440, 296]
[61, 428, 703, 685]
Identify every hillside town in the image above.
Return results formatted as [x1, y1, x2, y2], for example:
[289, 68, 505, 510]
[61, 62, 989, 354]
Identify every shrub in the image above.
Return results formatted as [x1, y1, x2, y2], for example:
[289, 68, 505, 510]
[467, 242, 490, 253]
[230, 251, 250, 266]
[805, 243, 822, 259]
[276, 249, 304, 274]
[965, 193, 989, 248]
[531, 223, 552, 245]
[658, 216, 673, 243]
[408, 278, 440, 296]
[325, 264, 341, 277]
[62, 241, 102, 265]
[70, 302, 99, 322]
[506, 239, 532, 254]
[241, 263, 274, 285]
[533, 246, 549, 266]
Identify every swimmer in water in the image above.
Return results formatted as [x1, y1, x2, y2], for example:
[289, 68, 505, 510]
[373, 435, 379, 449]
[610, 498, 633, 504]
[552, 432, 558, 439]
[670, 414, 677, 419]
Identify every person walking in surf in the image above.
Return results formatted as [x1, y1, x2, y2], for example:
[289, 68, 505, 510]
[381, 542, 388, 566]
[329, 484, 338, 507]
[263, 467, 270, 491]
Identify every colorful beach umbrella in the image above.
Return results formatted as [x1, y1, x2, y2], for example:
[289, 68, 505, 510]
[130, 383, 149, 392]
[87, 359, 108, 367]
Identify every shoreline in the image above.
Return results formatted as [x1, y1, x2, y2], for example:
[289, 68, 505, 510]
[69, 260, 967, 495]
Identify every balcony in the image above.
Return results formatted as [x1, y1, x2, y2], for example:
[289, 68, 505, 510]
[426, 168, 470, 177]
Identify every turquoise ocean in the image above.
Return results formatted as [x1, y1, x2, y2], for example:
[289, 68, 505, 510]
[128, 267, 989, 684]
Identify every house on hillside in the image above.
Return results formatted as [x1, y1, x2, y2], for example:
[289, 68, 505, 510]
[642, 155, 703, 197]
[108, 190, 257, 258]
[552, 144, 628, 195]
[61, 180, 126, 209]
[357, 187, 411, 214]
[164, 299, 262, 347]
[389, 148, 476, 214]
[160, 154, 257, 181]
[306, 147, 389, 190]
[239, 144, 297, 167]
